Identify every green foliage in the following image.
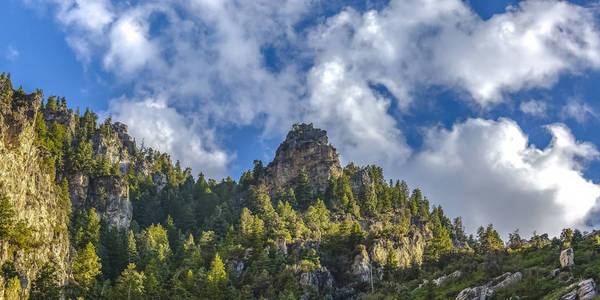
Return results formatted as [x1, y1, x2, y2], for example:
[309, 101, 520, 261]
[93, 155, 112, 177]
[72, 242, 102, 291]
[72, 208, 101, 250]
[112, 263, 145, 300]
[295, 167, 313, 210]
[45, 95, 58, 110]
[58, 178, 71, 212]
[477, 224, 504, 254]
[0, 195, 15, 241]
[3, 276, 22, 300]
[206, 253, 229, 300]
[68, 139, 94, 173]
[29, 263, 61, 300]
[424, 213, 453, 261]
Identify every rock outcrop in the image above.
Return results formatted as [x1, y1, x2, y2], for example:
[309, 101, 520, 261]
[560, 248, 574, 268]
[351, 245, 371, 283]
[456, 272, 522, 300]
[559, 279, 596, 300]
[0, 91, 71, 294]
[91, 122, 136, 174]
[260, 123, 342, 194]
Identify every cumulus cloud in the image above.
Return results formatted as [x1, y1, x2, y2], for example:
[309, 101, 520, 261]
[307, 0, 600, 107]
[405, 119, 600, 237]
[520, 100, 548, 117]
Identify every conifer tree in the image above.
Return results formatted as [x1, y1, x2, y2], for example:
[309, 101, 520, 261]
[72, 242, 102, 291]
[127, 230, 138, 264]
[112, 263, 145, 300]
[295, 167, 313, 209]
[46, 95, 58, 110]
[206, 253, 229, 300]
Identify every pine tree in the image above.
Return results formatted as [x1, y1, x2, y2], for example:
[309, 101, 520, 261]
[73, 208, 100, 249]
[127, 230, 138, 264]
[206, 253, 229, 300]
[112, 263, 145, 300]
[424, 214, 453, 260]
[295, 167, 313, 210]
[46, 95, 58, 110]
[72, 242, 102, 291]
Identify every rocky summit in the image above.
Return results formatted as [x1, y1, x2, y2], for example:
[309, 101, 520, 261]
[259, 123, 342, 194]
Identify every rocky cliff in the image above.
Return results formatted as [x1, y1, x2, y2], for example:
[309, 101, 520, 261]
[260, 123, 342, 194]
[0, 90, 71, 294]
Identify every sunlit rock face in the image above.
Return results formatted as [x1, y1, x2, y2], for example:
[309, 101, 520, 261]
[0, 91, 71, 293]
[260, 123, 342, 194]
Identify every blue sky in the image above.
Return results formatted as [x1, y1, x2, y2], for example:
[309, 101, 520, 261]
[2, 0, 600, 236]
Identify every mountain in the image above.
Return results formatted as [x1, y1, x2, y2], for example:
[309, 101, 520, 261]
[0, 74, 599, 299]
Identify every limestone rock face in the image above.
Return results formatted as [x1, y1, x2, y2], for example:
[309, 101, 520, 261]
[42, 107, 77, 133]
[297, 267, 334, 300]
[88, 176, 132, 229]
[0, 91, 71, 294]
[92, 122, 137, 174]
[68, 174, 132, 229]
[560, 248, 574, 268]
[260, 123, 342, 194]
[350, 168, 376, 204]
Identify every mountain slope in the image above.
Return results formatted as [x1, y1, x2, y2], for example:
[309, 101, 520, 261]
[0, 74, 598, 300]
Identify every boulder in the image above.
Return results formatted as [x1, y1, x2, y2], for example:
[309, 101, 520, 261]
[560, 248, 574, 268]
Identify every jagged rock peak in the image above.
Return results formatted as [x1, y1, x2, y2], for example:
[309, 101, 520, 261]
[260, 123, 342, 194]
[282, 123, 328, 148]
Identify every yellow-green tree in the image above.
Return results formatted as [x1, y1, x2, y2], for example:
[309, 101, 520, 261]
[205, 253, 228, 300]
[72, 242, 101, 290]
[112, 263, 145, 300]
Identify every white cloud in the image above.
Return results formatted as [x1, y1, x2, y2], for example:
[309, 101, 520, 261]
[307, 0, 600, 107]
[520, 99, 548, 117]
[103, 12, 159, 74]
[562, 100, 598, 123]
[5, 45, 19, 61]
[405, 118, 600, 237]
